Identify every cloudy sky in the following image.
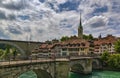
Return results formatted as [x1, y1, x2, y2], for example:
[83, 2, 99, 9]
[0, 0, 119, 41]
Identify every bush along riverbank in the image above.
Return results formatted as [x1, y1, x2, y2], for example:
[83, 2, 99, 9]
[101, 51, 120, 71]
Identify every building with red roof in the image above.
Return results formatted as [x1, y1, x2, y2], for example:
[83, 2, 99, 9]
[32, 15, 119, 58]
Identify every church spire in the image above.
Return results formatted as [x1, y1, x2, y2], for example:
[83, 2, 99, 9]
[78, 13, 83, 39]
[79, 13, 82, 28]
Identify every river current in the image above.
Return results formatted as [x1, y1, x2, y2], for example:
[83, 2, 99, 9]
[19, 70, 120, 78]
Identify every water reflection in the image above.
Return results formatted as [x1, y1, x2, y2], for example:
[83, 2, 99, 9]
[18, 70, 120, 78]
[19, 70, 37, 78]
[69, 70, 120, 78]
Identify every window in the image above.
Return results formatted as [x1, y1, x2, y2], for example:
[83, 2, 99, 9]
[62, 52, 67, 56]
[62, 48, 67, 51]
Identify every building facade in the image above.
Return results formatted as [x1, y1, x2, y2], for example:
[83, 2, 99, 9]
[32, 15, 119, 58]
[94, 35, 118, 54]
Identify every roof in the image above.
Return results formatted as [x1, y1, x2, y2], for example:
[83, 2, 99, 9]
[94, 35, 117, 45]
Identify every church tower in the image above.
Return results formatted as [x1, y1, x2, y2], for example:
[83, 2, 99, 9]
[78, 14, 83, 39]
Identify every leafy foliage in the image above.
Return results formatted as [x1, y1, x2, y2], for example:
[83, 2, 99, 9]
[101, 51, 110, 62]
[101, 51, 120, 69]
[1, 45, 11, 60]
[108, 54, 120, 69]
[114, 40, 120, 53]
[60, 36, 69, 41]
[0, 45, 19, 60]
[0, 49, 4, 59]
[101, 51, 110, 66]
[60, 34, 94, 41]
[83, 34, 94, 40]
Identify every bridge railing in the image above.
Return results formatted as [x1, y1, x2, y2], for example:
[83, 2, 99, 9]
[0, 54, 101, 66]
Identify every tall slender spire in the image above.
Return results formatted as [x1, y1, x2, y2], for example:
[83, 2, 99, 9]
[79, 13, 82, 27]
[78, 13, 83, 39]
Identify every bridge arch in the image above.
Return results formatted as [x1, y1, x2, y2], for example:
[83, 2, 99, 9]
[70, 63, 84, 73]
[13, 69, 52, 78]
[0, 41, 26, 57]
[70, 59, 92, 74]
[92, 58, 102, 69]
[70, 60, 84, 73]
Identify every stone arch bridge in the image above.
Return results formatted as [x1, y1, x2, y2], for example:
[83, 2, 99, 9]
[0, 57, 101, 78]
[0, 39, 42, 58]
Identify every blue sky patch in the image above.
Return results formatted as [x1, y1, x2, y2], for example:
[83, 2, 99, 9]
[18, 15, 30, 20]
[72, 29, 77, 34]
[39, 0, 45, 3]
[58, 1, 80, 12]
[93, 6, 108, 13]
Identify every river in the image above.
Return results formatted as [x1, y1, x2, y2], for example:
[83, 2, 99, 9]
[69, 70, 120, 78]
[19, 70, 120, 78]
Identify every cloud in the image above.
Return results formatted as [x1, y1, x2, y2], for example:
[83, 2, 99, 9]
[85, 15, 108, 28]
[0, 10, 16, 20]
[0, 0, 119, 41]
[56, 0, 67, 4]
[6, 25, 23, 34]
[0, 11, 6, 19]
[0, 28, 9, 39]
[1, 0, 29, 10]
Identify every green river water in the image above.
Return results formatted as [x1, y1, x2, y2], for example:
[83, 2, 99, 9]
[19, 70, 120, 78]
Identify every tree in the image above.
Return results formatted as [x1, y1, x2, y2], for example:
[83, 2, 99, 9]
[12, 48, 17, 60]
[83, 34, 88, 40]
[114, 40, 120, 53]
[4, 45, 11, 60]
[60, 36, 69, 41]
[108, 54, 120, 69]
[101, 51, 110, 66]
[88, 34, 93, 40]
[0, 45, 12, 60]
[83, 34, 94, 40]
[0, 49, 4, 59]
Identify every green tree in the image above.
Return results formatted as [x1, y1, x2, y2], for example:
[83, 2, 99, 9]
[5, 45, 11, 60]
[114, 40, 120, 53]
[0, 49, 3, 56]
[108, 54, 120, 69]
[101, 51, 110, 65]
[88, 34, 93, 40]
[60, 36, 69, 41]
[12, 48, 17, 60]
[83, 34, 94, 40]
[83, 34, 88, 40]
[1, 45, 11, 60]
[0, 49, 4, 59]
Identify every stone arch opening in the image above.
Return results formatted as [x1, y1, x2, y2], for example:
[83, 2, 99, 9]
[92, 61, 98, 67]
[17, 70, 37, 78]
[17, 69, 52, 78]
[33, 69, 52, 78]
[92, 59, 101, 69]
[70, 63, 84, 73]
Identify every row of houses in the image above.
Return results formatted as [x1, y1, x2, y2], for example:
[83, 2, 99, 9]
[32, 35, 119, 58]
[31, 15, 119, 58]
